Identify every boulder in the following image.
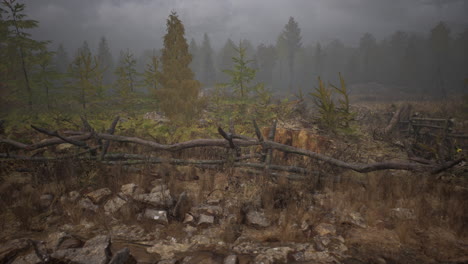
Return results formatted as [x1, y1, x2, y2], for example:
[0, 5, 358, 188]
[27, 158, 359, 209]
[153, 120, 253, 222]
[224, 254, 238, 264]
[51, 235, 111, 264]
[0, 239, 30, 264]
[134, 190, 172, 207]
[192, 204, 223, 217]
[109, 247, 137, 264]
[86, 188, 112, 204]
[197, 214, 215, 227]
[151, 184, 169, 193]
[104, 196, 127, 215]
[183, 213, 195, 224]
[245, 210, 271, 228]
[121, 183, 142, 197]
[314, 223, 336, 236]
[78, 197, 99, 212]
[47, 232, 84, 250]
[144, 209, 168, 225]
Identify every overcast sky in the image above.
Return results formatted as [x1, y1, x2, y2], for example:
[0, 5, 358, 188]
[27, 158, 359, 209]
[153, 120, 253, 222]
[23, 0, 468, 56]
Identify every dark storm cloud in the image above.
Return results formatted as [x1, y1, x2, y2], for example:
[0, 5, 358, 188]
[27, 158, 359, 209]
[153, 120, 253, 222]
[23, 0, 468, 55]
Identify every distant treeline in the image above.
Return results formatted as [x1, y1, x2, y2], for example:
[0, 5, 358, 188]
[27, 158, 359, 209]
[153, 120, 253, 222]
[1, 0, 467, 115]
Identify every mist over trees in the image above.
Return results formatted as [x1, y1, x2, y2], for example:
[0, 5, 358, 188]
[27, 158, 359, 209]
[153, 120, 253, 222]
[1, 0, 467, 117]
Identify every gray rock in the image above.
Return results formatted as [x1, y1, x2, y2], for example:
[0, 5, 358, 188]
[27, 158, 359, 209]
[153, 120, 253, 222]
[197, 214, 215, 227]
[11, 252, 41, 264]
[303, 250, 338, 263]
[0, 239, 30, 264]
[104, 196, 127, 215]
[121, 183, 138, 197]
[109, 247, 137, 264]
[224, 254, 238, 264]
[260, 247, 293, 263]
[56, 235, 83, 250]
[134, 190, 172, 207]
[144, 209, 168, 225]
[151, 184, 169, 193]
[192, 204, 223, 217]
[86, 188, 112, 204]
[78, 197, 99, 212]
[183, 213, 195, 224]
[246, 210, 271, 228]
[314, 223, 336, 236]
[342, 211, 367, 228]
[51, 235, 111, 264]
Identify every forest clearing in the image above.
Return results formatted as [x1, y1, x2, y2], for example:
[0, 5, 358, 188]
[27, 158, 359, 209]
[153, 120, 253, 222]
[1, 1, 468, 263]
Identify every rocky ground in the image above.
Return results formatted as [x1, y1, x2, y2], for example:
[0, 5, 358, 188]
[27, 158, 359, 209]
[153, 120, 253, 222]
[1, 102, 467, 264]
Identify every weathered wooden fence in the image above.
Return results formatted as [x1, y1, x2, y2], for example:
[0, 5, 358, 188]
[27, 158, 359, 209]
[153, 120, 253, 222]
[0, 117, 463, 177]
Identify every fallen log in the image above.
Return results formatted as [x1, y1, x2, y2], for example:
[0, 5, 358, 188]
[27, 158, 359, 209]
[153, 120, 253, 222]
[0, 133, 92, 150]
[262, 140, 464, 174]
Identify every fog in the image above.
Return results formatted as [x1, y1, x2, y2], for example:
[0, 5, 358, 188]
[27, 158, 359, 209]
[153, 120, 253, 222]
[26, 0, 468, 53]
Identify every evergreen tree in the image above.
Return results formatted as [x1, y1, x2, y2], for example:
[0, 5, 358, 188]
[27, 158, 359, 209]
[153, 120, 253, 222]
[188, 38, 201, 80]
[97, 36, 114, 85]
[256, 43, 277, 85]
[68, 41, 103, 110]
[274, 33, 288, 91]
[142, 50, 159, 94]
[114, 48, 137, 97]
[221, 41, 262, 99]
[156, 11, 201, 122]
[282, 17, 302, 91]
[33, 48, 59, 110]
[1, 0, 48, 110]
[217, 41, 271, 123]
[200, 33, 216, 87]
[217, 38, 237, 83]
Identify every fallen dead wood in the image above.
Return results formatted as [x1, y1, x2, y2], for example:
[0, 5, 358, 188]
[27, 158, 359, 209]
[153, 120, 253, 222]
[100, 116, 120, 160]
[262, 140, 464, 174]
[0, 133, 92, 150]
[0, 121, 463, 175]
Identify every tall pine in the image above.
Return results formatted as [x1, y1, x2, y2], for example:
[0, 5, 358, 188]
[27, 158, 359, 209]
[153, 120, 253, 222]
[156, 12, 201, 122]
[200, 33, 216, 87]
[282, 17, 302, 91]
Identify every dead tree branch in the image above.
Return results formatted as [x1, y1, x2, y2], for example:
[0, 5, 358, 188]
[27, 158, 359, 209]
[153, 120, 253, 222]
[100, 116, 120, 160]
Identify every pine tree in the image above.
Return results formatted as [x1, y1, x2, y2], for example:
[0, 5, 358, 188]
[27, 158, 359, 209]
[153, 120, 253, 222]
[256, 43, 277, 85]
[97, 36, 114, 85]
[68, 41, 103, 110]
[221, 41, 264, 99]
[200, 33, 216, 87]
[282, 17, 302, 91]
[188, 38, 201, 80]
[114, 48, 137, 97]
[156, 11, 201, 122]
[142, 50, 159, 94]
[33, 48, 59, 110]
[1, 0, 48, 110]
[217, 38, 237, 83]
